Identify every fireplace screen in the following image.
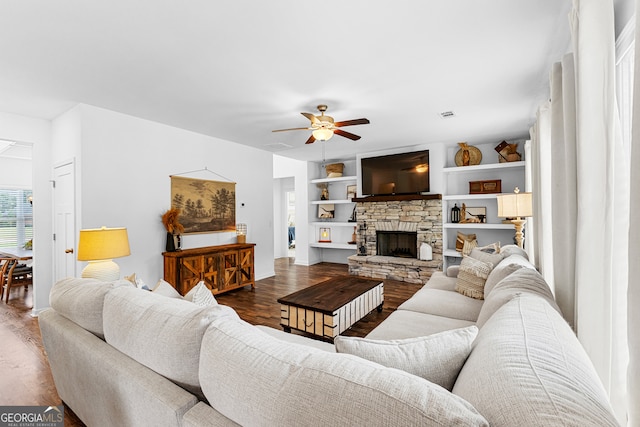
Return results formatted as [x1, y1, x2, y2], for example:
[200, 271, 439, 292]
[376, 231, 417, 258]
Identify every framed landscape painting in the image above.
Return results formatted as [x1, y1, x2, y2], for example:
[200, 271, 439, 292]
[171, 176, 236, 234]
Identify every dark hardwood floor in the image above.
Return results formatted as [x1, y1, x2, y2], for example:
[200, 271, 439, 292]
[0, 258, 422, 426]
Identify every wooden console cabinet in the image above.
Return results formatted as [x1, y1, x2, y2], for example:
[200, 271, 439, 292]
[163, 243, 255, 296]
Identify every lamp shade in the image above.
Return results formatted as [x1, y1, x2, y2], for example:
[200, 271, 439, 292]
[312, 128, 333, 141]
[496, 188, 532, 218]
[77, 227, 131, 261]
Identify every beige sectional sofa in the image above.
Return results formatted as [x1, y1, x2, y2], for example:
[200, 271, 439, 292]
[39, 245, 620, 426]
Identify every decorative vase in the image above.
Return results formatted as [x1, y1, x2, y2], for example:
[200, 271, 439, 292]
[166, 232, 176, 252]
[175, 234, 182, 251]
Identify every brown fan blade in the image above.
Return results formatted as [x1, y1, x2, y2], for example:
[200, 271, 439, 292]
[272, 127, 312, 132]
[334, 129, 361, 141]
[334, 118, 370, 127]
[301, 112, 319, 124]
[305, 134, 316, 144]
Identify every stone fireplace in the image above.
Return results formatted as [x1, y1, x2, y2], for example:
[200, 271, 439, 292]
[348, 195, 442, 284]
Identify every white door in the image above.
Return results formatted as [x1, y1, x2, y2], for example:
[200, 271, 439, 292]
[53, 161, 76, 281]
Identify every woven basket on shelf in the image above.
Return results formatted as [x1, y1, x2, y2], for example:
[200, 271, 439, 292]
[325, 163, 344, 177]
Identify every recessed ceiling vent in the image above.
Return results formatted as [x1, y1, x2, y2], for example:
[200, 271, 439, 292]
[264, 142, 293, 151]
[439, 111, 456, 119]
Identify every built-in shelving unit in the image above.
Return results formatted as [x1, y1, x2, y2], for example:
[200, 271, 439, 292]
[442, 148, 526, 268]
[309, 161, 358, 258]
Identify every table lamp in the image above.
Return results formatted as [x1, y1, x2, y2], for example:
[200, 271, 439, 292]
[77, 226, 131, 281]
[496, 187, 532, 249]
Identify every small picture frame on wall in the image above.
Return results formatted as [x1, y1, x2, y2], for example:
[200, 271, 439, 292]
[317, 204, 335, 219]
[346, 185, 357, 200]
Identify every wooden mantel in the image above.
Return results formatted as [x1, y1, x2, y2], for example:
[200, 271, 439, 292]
[352, 194, 442, 203]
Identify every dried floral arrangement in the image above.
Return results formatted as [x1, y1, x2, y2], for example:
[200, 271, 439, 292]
[161, 208, 185, 235]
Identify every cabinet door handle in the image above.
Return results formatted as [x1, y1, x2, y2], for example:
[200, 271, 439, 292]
[65, 248, 74, 254]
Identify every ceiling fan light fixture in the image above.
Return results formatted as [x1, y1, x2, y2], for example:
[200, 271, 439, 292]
[312, 128, 333, 141]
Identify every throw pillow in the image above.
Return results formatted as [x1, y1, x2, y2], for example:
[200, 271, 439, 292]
[124, 272, 150, 290]
[476, 241, 501, 254]
[184, 281, 218, 306]
[455, 256, 493, 299]
[151, 279, 183, 299]
[456, 232, 477, 255]
[334, 326, 478, 391]
[469, 247, 504, 267]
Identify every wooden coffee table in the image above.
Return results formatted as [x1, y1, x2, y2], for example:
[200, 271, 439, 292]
[277, 276, 384, 342]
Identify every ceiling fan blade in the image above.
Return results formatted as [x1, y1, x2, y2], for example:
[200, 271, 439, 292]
[305, 134, 316, 144]
[272, 127, 312, 132]
[334, 118, 370, 127]
[334, 129, 361, 141]
[301, 112, 319, 124]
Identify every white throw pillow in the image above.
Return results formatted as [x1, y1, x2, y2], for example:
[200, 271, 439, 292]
[334, 326, 478, 391]
[151, 279, 182, 299]
[184, 281, 218, 306]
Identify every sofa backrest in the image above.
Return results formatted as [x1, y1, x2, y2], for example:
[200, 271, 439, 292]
[199, 317, 490, 427]
[453, 294, 619, 426]
[102, 286, 239, 399]
[49, 277, 131, 339]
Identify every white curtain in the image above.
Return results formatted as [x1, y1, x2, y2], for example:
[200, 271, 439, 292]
[531, 0, 630, 424]
[628, 1, 640, 424]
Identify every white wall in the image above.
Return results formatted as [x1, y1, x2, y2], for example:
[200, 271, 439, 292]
[52, 104, 275, 290]
[0, 111, 52, 314]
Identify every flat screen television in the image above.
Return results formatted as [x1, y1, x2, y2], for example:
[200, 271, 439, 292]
[361, 150, 430, 196]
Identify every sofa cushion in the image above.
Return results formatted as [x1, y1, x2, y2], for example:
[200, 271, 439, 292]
[453, 295, 618, 426]
[476, 268, 560, 328]
[103, 286, 239, 398]
[455, 256, 493, 299]
[397, 287, 483, 322]
[334, 326, 478, 391]
[200, 318, 489, 427]
[483, 254, 535, 298]
[365, 309, 476, 340]
[424, 271, 458, 290]
[49, 277, 131, 339]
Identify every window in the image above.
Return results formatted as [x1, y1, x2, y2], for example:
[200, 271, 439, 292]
[0, 189, 33, 248]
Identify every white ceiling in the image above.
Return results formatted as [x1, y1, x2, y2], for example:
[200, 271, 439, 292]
[0, 1, 571, 162]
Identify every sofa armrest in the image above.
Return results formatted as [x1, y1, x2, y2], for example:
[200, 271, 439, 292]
[446, 265, 460, 277]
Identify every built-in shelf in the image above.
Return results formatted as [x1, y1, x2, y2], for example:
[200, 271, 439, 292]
[310, 242, 358, 250]
[310, 175, 357, 184]
[444, 249, 462, 258]
[311, 199, 353, 205]
[442, 161, 525, 173]
[311, 222, 357, 227]
[442, 194, 501, 201]
[443, 223, 514, 230]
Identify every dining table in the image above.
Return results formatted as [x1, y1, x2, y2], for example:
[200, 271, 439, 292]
[0, 247, 33, 261]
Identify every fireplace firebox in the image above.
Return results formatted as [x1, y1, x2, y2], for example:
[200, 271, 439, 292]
[376, 231, 417, 258]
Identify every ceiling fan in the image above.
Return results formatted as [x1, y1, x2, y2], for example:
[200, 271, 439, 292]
[272, 104, 370, 144]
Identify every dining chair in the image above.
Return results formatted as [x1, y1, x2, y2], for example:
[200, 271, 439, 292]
[1, 257, 33, 303]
